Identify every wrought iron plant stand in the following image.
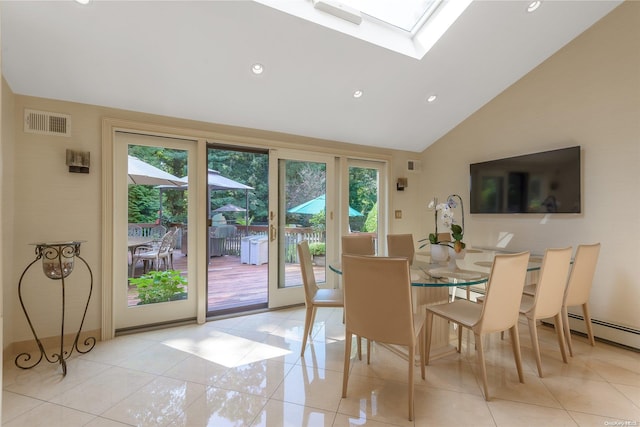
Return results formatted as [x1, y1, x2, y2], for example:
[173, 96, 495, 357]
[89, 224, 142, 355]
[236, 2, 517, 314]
[16, 241, 96, 376]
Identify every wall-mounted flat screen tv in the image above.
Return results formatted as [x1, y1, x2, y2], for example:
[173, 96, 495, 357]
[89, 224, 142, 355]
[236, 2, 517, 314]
[470, 146, 581, 214]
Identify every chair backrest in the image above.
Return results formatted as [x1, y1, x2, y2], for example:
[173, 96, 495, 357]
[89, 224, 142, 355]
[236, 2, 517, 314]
[387, 234, 415, 264]
[564, 243, 600, 306]
[149, 225, 167, 239]
[342, 254, 415, 346]
[342, 234, 375, 255]
[158, 229, 176, 254]
[478, 251, 530, 333]
[169, 227, 180, 250]
[297, 240, 318, 306]
[530, 247, 573, 319]
[128, 225, 143, 237]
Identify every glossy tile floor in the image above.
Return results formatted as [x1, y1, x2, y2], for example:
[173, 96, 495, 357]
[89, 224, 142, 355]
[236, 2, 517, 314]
[3, 306, 639, 426]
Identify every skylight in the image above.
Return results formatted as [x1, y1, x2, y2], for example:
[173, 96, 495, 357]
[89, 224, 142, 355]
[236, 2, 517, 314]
[255, 0, 472, 59]
[340, 0, 442, 33]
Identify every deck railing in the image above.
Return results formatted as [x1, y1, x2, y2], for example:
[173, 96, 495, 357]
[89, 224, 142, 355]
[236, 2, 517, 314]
[219, 225, 324, 263]
[138, 224, 325, 263]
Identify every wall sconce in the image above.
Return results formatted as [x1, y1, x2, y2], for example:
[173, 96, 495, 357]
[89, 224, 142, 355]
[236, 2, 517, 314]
[397, 177, 408, 191]
[16, 241, 95, 375]
[66, 149, 90, 173]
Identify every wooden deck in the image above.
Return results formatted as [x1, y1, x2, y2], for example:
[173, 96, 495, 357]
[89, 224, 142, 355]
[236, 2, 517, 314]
[128, 251, 327, 314]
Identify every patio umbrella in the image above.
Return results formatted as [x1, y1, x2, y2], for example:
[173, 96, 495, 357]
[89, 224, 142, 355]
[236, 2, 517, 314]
[288, 194, 363, 217]
[127, 155, 187, 186]
[213, 203, 247, 212]
[158, 170, 254, 229]
[206, 170, 253, 191]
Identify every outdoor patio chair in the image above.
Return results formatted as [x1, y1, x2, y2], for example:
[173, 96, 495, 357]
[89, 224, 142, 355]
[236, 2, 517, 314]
[149, 225, 167, 240]
[132, 228, 176, 275]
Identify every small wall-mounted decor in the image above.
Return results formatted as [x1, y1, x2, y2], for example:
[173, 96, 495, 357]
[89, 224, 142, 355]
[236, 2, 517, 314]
[66, 149, 90, 173]
[397, 177, 408, 191]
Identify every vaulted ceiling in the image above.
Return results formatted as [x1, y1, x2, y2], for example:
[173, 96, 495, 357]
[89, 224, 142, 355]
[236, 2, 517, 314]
[0, 1, 621, 152]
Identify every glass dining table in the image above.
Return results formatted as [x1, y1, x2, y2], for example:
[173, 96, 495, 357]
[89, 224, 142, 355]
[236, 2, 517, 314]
[329, 248, 543, 360]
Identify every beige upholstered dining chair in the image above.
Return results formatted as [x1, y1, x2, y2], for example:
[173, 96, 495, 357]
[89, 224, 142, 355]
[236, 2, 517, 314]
[341, 254, 425, 421]
[341, 234, 375, 255]
[341, 233, 376, 359]
[519, 247, 573, 377]
[297, 240, 344, 357]
[562, 243, 601, 355]
[387, 233, 415, 263]
[425, 251, 530, 401]
[524, 243, 601, 357]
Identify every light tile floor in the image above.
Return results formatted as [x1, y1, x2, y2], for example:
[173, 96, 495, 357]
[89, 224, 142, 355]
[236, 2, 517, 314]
[3, 306, 639, 426]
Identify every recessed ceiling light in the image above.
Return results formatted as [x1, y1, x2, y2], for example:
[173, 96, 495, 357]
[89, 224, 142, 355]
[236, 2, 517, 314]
[75, 0, 90, 4]
[353, 90, 363, 98]
[427, 94, 437, 103]
[251, 63, 264, 75]
[527, 1, 541, 13]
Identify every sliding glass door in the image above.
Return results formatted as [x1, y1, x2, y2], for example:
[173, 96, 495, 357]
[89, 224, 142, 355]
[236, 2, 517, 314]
[268, 150, 337, 307]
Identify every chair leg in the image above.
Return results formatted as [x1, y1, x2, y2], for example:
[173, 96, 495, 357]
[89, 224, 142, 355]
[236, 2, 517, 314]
[509, 324, 525, 383]
[408, 344, 415, 421]
[583, 303, 596, 347]
[300, 306, 315, 357]
[425, 312, 433, 365]
[554, 313, 568, 363]
[342, 331, 353, 398]
[527, 318, 544, 377]
[475, 332, 490, 401]
[562, 306, 574, 357]
[366, 339, 372, 365]
[419, 325, 426, 379]
[457, 322, 463, 352]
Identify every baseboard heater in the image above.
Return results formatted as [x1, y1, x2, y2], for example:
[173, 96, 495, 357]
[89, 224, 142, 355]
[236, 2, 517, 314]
[544, 312, 639, 352]
[457, 287, 639, 351]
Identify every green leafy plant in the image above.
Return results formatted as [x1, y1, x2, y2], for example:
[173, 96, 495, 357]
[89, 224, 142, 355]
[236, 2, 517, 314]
[309, 210, 326, 231]
[129, 269, 187, 305]
[308, 242, 326, 256]
[235, 216, 254, 226]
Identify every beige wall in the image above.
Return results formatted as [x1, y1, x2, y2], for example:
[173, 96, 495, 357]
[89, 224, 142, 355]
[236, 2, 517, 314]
[420, 2, 639, 343]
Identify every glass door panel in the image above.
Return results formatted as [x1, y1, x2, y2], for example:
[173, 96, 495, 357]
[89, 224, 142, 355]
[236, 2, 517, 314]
[279, 159, 327, 288]
[347, 160, 386, 254]
[268, 151, 336, 308]
[206, 146, 269, 316]
[114, 132, 198, 331]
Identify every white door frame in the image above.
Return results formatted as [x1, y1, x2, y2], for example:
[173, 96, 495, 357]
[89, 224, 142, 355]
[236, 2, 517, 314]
[102, 121, 208, 339]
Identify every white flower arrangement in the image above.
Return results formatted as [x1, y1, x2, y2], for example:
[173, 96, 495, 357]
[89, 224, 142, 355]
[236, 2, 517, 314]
[423, 194, 466, 253]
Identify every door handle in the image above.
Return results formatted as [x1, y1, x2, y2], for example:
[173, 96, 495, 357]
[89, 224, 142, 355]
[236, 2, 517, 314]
[270, 224, 277, 242]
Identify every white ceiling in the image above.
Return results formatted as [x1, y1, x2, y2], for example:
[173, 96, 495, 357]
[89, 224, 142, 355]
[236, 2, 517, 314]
[0, 1, 621, 153]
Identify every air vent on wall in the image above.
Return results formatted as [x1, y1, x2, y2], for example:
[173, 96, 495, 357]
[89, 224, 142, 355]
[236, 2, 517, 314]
[24, 109, 71, 137]
[407, 159, 422, 173]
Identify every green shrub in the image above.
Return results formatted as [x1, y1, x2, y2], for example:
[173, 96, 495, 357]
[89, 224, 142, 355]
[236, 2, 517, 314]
[308, 242, 326, 256]
[129, 269, 187, 305]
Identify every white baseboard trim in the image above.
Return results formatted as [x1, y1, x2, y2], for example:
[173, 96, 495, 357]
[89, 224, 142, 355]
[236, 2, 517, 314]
[450, 288, 639, 351]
